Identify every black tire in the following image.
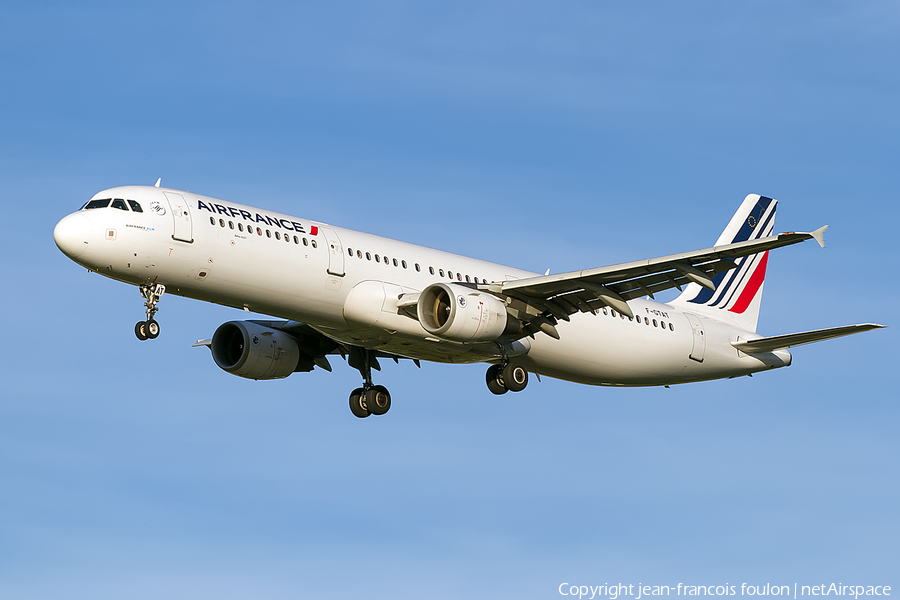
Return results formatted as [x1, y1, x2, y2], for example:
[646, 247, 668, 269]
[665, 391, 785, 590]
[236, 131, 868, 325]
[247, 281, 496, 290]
[503, 362, 528, 392]
[135, 321, 148, 341]
[349, 388, 370, 418]
[366, 385, 391, 416]
[486, 364, 507, 395]
[146, 319, 160, 339]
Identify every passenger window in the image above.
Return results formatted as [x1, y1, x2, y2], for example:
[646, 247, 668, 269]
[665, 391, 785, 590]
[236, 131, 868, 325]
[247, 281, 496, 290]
[348, 248, 353, 256]
[229, 221, 235, 230]
[429, 267, 435, 275]
[375, 254, 380, 263]
[393, 258, 398, 267]
[111, 198, 128, 211]
[402, 260, 407, 269]
[602, 308, 608, 315]
[612, 310, 617, 317]
[669, 323, 674, 331]
[645, 317, 649, 325]
[127, 200, 143, 212]
[294, 236, 299, 244]
[311, 240, 317, 248]
[275, 231, 280, 240]
[653, 319, 657, 327]
[366, 252, 371, 260]
[210, 217, 215, 225]
[84, 199, 111, 209]
[415, 263, 420, 271]
[439, 269, 444, 277]
[266, 230, 271, 238]
[357, 250, 361, 258]
[238, 223, 244, 232]
[465, 275, 471, 283]
[219, 219, 225, 227]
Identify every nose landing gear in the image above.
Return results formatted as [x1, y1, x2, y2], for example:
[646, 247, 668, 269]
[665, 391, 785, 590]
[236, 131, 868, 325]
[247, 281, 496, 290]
[135, 283, 165, 341]
[486, 361, 529, 395]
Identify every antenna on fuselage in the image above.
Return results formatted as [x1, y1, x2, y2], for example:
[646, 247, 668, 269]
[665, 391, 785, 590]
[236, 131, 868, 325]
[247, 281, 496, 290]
[154, 178, 161, 188]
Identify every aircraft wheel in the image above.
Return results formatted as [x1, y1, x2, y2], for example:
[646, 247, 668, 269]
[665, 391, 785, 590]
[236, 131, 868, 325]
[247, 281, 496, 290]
[349, 388, 370, 418]
[502, 362, 528, 392]
[135, 321, 148, 341]
[366, 385, 391, 416]
[146, 319, 160, 339]
[486, 364, 507, 395]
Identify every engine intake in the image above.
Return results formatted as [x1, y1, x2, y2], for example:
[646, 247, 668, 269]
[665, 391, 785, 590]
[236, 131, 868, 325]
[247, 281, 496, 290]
[211, 321, 301, 380]
[417, 283, 512, 342]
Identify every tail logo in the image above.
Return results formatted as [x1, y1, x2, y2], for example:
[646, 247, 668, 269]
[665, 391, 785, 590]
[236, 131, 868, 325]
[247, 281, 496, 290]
[686, 195, 775, 311]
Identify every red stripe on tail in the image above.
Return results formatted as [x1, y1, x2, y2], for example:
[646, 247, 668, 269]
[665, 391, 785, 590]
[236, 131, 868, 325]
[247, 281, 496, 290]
[729, 251, 769, 314]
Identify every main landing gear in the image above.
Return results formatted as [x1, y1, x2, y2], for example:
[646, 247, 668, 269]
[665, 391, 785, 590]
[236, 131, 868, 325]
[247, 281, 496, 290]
[134, 283, 165, 341]
[347, 347, 392, 418]
[485, 361, 529, 395]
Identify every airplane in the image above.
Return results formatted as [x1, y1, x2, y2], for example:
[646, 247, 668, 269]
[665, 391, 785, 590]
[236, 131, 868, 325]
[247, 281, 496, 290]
[53, 182, 883, 418]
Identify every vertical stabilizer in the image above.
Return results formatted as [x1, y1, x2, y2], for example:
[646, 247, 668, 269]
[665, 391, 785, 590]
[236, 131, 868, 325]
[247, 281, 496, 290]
[671, 194, 776, 333]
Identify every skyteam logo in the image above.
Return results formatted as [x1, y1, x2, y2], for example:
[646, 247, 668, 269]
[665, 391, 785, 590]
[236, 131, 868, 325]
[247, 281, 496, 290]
[149, 201, 166, 216]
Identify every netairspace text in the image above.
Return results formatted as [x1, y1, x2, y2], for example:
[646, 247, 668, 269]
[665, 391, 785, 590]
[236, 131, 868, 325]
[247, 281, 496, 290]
[558, 584, 892, 600]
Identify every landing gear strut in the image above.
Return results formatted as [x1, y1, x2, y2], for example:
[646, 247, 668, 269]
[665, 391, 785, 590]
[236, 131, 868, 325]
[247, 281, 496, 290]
[347, 347, 392, 418]
[135, 283, 165, 341]
[486, 360, 529, 395]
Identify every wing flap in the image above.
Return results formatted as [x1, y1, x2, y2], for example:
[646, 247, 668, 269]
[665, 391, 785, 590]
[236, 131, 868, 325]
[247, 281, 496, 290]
[732, 323, 885, 353]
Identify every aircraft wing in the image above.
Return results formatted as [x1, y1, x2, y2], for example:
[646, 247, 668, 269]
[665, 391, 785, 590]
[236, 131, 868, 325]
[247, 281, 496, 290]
[486, 227, 827, 338]
[731, 323, 885, 353]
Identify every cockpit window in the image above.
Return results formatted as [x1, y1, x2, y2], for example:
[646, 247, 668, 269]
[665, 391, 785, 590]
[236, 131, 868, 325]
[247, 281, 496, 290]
[111, 199, 128, 211]
[84, 199, 111, 209]
[127, 200, 143, 213]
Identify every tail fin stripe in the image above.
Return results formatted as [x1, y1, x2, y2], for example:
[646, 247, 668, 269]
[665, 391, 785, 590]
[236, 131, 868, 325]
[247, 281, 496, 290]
[708, 254, 753, 307]
[701, 202, 775, 307]
[731, 196, 776, 243]
[673, 193, 777, 333]
[718, 251, 764, 308]
[686, 197, 775, 306]
[710, 242, 769, 308]
[728, 251, 769, 314]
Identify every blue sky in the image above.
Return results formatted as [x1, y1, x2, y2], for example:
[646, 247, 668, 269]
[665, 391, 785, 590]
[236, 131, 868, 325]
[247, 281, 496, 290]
[1, 2, 897, 598]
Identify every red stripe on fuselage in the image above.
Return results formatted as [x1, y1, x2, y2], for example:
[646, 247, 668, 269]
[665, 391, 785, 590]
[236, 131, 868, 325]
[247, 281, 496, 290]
[729, 251, 768, 314]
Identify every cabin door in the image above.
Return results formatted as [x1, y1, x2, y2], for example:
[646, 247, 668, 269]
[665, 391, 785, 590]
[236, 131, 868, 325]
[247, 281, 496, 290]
[163, 192, 193, 243]
[685, 312, 706, 362]
[321, 227, 345, 277]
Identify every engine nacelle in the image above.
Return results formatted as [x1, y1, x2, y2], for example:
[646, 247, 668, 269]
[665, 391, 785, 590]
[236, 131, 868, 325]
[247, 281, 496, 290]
[210, 321, 301, 380]
[416, 283, 511, 342]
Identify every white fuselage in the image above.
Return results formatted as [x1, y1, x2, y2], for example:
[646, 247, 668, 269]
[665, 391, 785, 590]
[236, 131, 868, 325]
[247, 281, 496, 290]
[54, 186, 791, 387]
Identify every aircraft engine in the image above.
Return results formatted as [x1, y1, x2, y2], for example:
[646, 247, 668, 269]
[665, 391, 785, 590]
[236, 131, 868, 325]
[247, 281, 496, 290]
[416, 283, 513, 342]
[210, 321, 302, 380]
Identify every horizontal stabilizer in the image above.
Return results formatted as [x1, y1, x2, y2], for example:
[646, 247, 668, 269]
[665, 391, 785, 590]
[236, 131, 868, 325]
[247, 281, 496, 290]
[732, 323, 885, 353]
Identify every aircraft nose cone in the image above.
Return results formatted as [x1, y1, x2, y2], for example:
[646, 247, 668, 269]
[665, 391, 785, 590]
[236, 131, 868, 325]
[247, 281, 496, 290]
[54, 213, 91, 259]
